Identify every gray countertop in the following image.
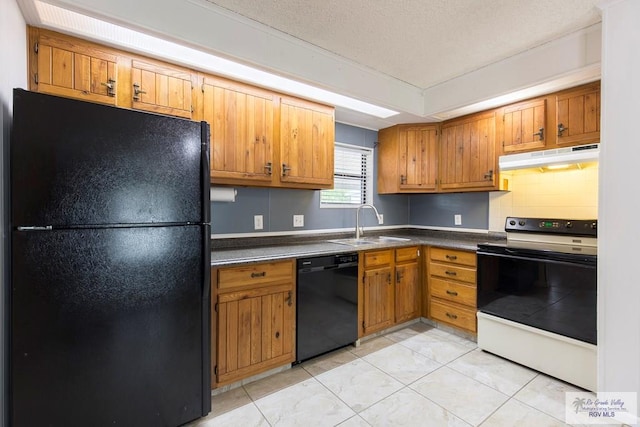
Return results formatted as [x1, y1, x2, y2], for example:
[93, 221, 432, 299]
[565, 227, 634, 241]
[210, 229, 505, 266]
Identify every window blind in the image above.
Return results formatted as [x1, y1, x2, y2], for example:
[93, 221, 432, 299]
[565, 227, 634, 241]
[320, 144, 371, 206]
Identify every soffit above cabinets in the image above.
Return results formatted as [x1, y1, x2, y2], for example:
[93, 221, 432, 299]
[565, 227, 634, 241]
[17, 0, 602, 129]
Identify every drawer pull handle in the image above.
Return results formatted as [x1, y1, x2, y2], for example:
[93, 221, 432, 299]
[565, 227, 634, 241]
[446, 312, 458, 320]
[445, 255, 457, 261]
[445, 270, 457, 276]
[446, 290, 458, 296]
[251, 272, 266, 278]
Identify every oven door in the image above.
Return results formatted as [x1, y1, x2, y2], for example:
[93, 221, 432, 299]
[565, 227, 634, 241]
[477, 244, 597, 345]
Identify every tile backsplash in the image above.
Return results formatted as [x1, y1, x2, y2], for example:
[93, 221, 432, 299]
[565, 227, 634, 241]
[489, 165, 598, 231]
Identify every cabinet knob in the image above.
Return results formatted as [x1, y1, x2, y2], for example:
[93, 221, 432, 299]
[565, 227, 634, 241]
[101, 78, 116, 97]
[132, 83, 147, 101]
[533, 127, 544, 141]
[558, 123, 569, 136]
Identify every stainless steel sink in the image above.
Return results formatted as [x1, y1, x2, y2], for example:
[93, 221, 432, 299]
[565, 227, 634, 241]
[328, 236, 411, 247]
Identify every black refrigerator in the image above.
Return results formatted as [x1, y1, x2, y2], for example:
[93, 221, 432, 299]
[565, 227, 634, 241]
[9, 89, 211, 426]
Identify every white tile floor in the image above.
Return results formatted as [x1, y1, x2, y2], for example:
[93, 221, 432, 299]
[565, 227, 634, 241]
[188, 323, 621, 427]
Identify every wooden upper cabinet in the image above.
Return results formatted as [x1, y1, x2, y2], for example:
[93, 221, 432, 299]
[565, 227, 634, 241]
[554, 81, 601, 147]
[378, 124, 439, 194]
[29, 28, 118, 106]
[501, 99, 546, 153]
[130, 59, 194, 119]
[439, 111, 497, 191]
[279, 96, 334, 189]
[201, 75, 276, 185]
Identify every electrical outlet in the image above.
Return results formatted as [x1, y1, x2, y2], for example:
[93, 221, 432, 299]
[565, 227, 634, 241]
[454, 214, 462, 225]
[378, 214, 384, 225]
[293, 214, 304, 227]
[254, 215, 263, 230]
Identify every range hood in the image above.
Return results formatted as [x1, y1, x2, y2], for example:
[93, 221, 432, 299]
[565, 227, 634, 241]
[499, 143, 599, 171]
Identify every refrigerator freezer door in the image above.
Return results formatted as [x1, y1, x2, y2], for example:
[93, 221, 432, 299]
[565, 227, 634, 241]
[11, 225, 208, 426]
[11, 89, 206, 227]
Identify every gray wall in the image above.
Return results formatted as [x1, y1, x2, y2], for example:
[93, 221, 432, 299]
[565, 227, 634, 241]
[1, 0, 27, 424]
[212, 122, 410, 234]
[409, 192, 490, 230]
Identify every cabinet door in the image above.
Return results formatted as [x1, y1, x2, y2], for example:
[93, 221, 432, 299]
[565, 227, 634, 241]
[555, 83, 600, 147]
[279, 96, 334, 188]
[131, 59, 194, 118]
[216, 285, 294, 386]
[362, 266, 394, 335]
[395, 260, 420, 323]
[202, 76, 276, 184]
[30, 29, 118, 106]
[399, 126, 438, 192]
[440, 111, 496, 191]
[501, 99, 546, 153]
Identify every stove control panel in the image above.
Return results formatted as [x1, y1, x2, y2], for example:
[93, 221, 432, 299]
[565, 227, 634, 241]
[505, 217, 597, 237]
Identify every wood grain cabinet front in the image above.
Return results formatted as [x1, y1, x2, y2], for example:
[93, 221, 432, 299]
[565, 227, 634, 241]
[439, 111, 498, 192]
[279, 96, 335, 189]
[212, 260, 295, 388]
[201, 75, 277, 186]
[129, 58, 195, 119]
[553, 81, 601, 147]
[359, 247, 421, 337]
[29, 27, 119, 106]
[377, 124, 439, 194]
[426, 247, 477, 333]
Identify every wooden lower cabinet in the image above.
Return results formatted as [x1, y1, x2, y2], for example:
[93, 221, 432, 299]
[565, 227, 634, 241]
[426, 247, 477, 333]
[212, 260, 295, 388]
[360, 247, 421, 337]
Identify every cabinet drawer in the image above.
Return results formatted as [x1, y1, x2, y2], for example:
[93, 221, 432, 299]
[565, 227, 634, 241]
[430, 277, 476, 307]
[430, 247, 476, 267]
[363, 249, 392, 268]
[429, 262, 476, 284]
[430, 299, 477, 332]
[395, 246, 419, 263]
[217, 260, 294, 290]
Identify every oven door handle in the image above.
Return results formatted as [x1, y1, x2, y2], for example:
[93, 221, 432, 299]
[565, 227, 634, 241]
[477, 249, 596, 267]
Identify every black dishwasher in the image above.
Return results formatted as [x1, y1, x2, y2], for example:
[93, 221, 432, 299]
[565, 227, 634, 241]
[295, 253, 359, 363]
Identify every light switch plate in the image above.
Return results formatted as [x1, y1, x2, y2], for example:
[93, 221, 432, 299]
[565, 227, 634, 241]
[454, 214, 462, 225]
[254, 215, 263, 230]
[293, 214, 304, 227]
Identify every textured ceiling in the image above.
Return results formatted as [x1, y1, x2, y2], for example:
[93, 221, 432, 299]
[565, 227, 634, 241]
[205, 0, 601, 89]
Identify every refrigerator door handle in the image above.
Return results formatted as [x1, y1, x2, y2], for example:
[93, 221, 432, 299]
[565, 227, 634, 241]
[16, 226, 53, 231]
[201, 121, 211, 224]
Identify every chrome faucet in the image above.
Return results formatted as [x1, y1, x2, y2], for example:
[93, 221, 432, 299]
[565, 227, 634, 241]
[355, 204, 382, 239]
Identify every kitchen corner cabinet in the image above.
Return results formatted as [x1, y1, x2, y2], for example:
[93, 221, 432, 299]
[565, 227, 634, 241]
[426, 247, 477, 333]
[554, 81, 601, 147]
[279, 96, 335, 189]
[378, 124, 439, 194]
[212, 260, 295, 388]
[201, 75, 277, 185]
[29, 27, 119, 106]
[439, 111, 497, 192]
[359, 247, 421, 337]
[500, 98, 547, 153]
